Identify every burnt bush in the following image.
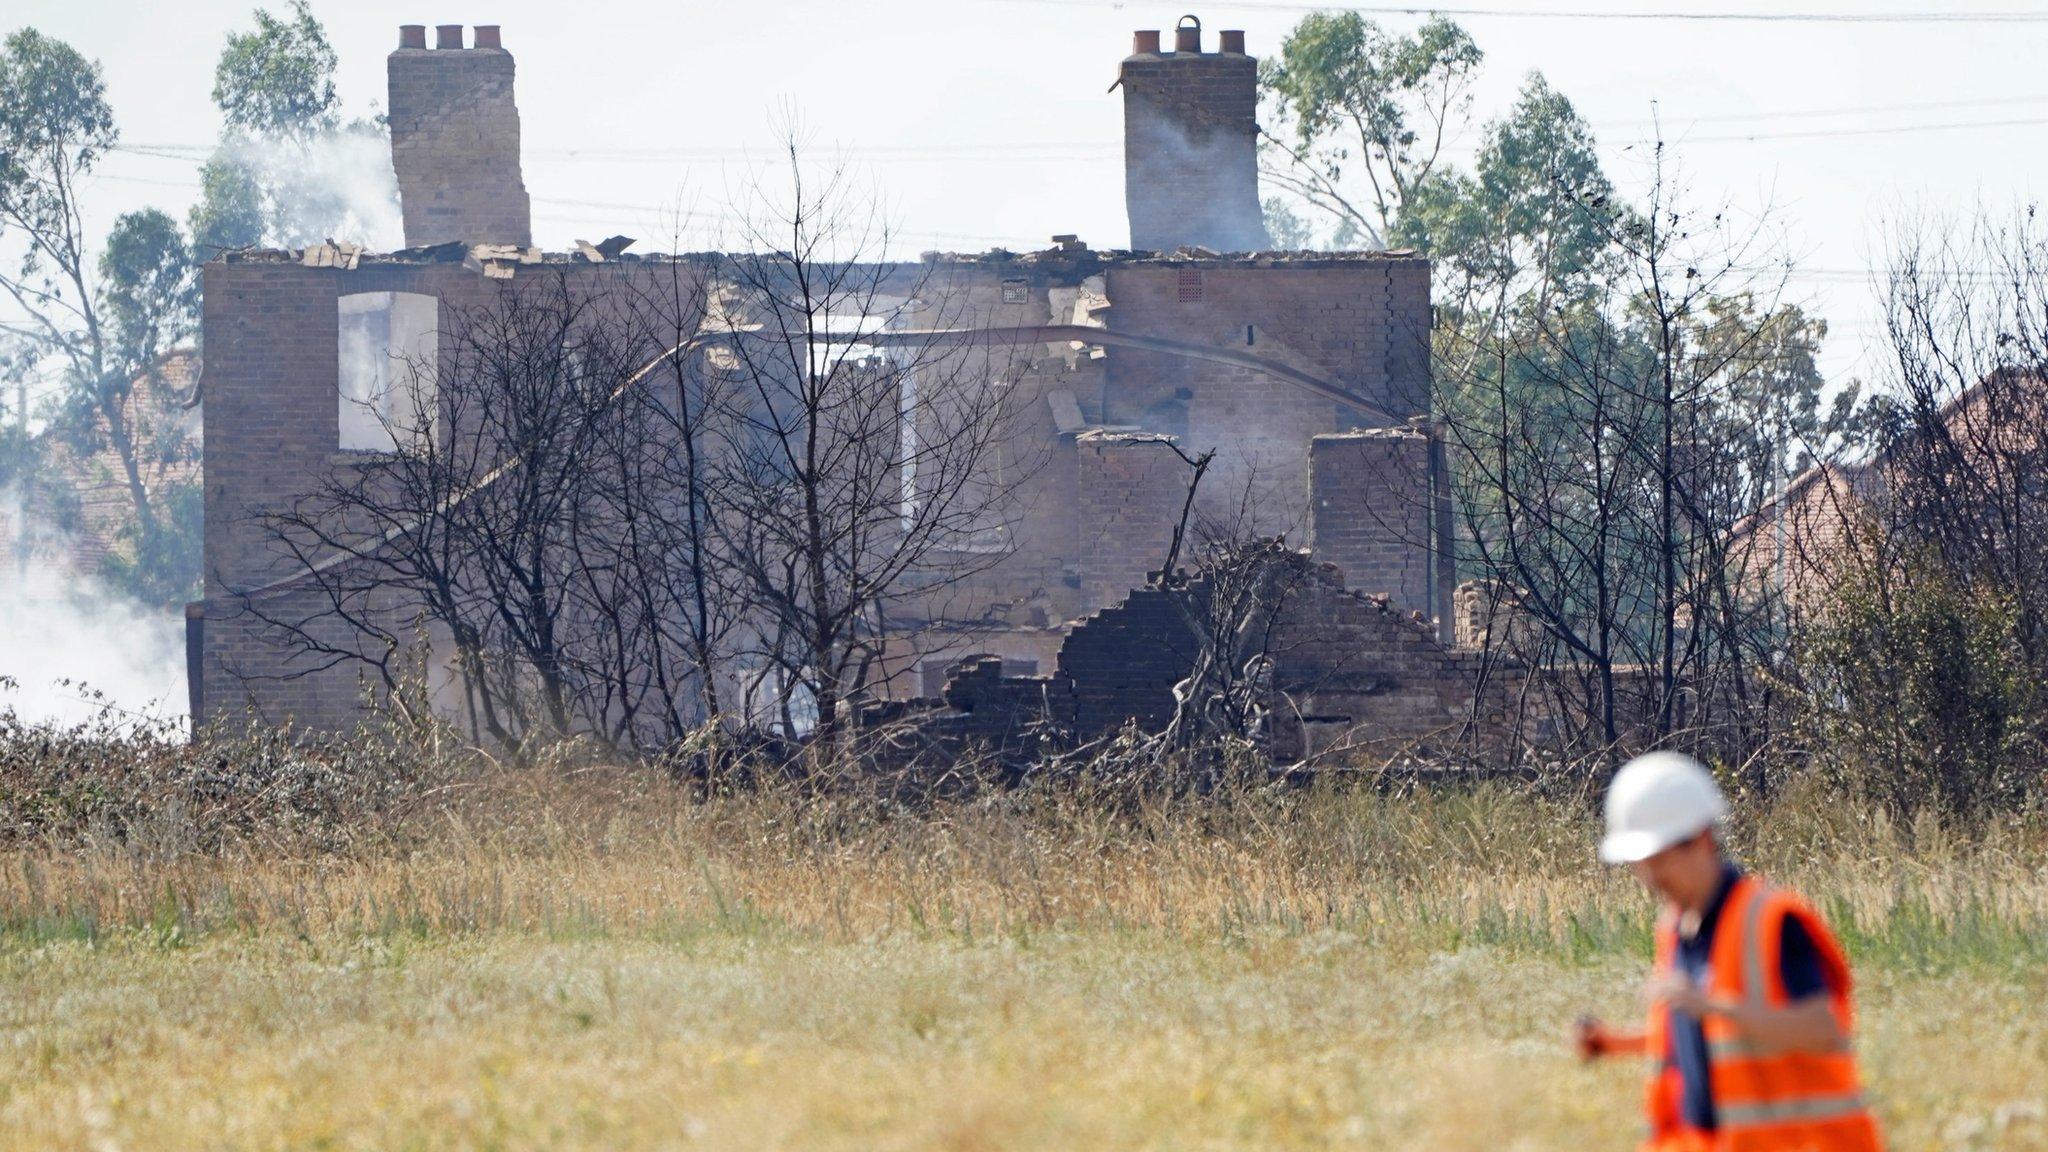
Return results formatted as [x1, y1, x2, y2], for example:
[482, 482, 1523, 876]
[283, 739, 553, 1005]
[0, 699, 456, 854]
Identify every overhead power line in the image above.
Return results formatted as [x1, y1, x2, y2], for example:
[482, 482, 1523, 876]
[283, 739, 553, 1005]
[1001, 0, 2048, 23]
[104, 99, 2048, 170]
[1681, 114, 2048, 142]
[114, 92, 2048, 161]
[1613, 92, 2048, 126]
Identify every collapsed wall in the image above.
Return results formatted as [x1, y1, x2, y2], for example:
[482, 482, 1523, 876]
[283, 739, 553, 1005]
[889, 550, 1534, 767]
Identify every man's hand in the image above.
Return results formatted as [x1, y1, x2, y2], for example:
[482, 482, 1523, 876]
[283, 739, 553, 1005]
[1643, 970, 1720, 1018]
[1574, 1015, 1647, 1062]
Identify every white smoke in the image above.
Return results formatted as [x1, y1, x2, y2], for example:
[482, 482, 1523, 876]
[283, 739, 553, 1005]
[0, 496, 187, 731]
[224, 125, 405, 251]
[0, 131, 400, 735]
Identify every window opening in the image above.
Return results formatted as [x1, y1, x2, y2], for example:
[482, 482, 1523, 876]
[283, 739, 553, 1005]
[338, 291, 438, 452]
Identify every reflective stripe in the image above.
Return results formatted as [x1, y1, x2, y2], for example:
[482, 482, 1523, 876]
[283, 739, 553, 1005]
[1740, 880, 1771, 1009]
[1707, 1036, 1851, 1061]
[1718, 1091, 1870, 1129]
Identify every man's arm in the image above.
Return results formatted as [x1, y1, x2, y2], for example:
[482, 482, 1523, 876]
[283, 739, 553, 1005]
[1646, 916, 1846, 1056]
[1716, 995, 1844, 1054]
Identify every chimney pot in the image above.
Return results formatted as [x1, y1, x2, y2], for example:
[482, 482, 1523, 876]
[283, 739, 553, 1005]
[1132, 29, 1161, 54]
[1219, 29, 1245, 54]
[435, 24, 464, 49]
[473, 24, 502, 49]
[1174, 14, 1201, 53]
[398, 24, 427, 49]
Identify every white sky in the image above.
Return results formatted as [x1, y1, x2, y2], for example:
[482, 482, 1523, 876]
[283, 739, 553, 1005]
[15, 0, 2048, 387]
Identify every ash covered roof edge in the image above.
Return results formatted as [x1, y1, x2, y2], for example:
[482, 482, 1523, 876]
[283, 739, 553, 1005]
[217, 246, 1427, 269]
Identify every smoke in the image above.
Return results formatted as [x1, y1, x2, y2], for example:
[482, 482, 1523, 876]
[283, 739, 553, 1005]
[0, 497, 187, 731]
[225, 125, 405, 251]
[1124, 101, 1270, 254]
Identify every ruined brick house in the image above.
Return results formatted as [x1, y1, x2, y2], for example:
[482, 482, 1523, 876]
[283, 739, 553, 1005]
[1733, 370, 2048, 613]
[190, 20, 1528, 756]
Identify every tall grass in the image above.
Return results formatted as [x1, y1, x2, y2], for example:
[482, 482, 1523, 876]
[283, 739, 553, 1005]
[3, 753, 2044, 972]
[4, 729, 2047, 1149]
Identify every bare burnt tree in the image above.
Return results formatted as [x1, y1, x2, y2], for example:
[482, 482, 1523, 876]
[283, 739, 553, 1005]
[614, 251, 747, 730]
[1872, 210, 2048, 655]
[1139, 444, 1274, 751]
[1776, 209, 2048, 811]
[706, 138, 1038, 749]
[237, 268, 732, 756]
[1437, 145, 1825, 762]
[1160, 534, 1311, 755]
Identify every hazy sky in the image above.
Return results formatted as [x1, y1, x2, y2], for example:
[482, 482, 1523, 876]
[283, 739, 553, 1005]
[15, 0, 2048, 385]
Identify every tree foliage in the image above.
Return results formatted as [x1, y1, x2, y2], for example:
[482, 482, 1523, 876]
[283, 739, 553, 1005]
[0, 27, 201, 606]
[1799, 542, 2040, 817]
[1397, 74, 1614, 314]
[0, 28, 119, 380]
[100, 209, 200, 376]
[191, 2, 391, 255]
[210, 0, 338, 141]
[189, 148, 267, 256]
[1260, 13, 1481, 246]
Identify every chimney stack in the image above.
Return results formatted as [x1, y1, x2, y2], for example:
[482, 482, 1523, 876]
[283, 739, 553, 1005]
[1118, 16, 1270, 254]
[387, 23, 532, 248]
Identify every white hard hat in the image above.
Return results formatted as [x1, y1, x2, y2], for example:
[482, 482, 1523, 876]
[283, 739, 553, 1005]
[1598, 751, 1728, 864]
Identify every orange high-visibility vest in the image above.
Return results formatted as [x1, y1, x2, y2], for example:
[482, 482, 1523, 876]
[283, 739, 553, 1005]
[1641, 874, 1883, 1152]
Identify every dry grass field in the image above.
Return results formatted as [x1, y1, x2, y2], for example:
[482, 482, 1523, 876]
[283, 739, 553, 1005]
[2, 764, 2045, 1150]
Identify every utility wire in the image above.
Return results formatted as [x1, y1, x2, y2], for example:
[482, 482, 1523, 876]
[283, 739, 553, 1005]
[999, 0, 2048, 23]
[106, 91, 2048, 165]
[1680, 114, 2048, 142]
[1611, 92, 2048, 126]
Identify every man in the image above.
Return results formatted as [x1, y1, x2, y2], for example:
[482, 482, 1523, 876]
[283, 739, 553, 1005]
[1576, 751, 1883, 1151]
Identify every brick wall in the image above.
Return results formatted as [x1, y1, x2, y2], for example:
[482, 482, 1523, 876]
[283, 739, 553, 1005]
[197, 256, 712, 730]
[1073, 431, 1191, 610]
[1102, 259, 1431, 537]
[1307, 429, 1434, 614]
[1057, 586, 1203, 737]
[1260, 563, 1527, 761]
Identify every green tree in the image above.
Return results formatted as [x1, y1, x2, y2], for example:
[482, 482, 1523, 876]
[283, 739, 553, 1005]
[210, 0, 338, 141]
[0, 29, 201, 605]
[1800, 542, 2041, 818]
[0, 28, 118, 382]
[191, 2, 388, 255]
[189, 148, 266, 256]
[83, 208, 202, 604]
[101, 209, 200, 371]
[1687, 295, 1860, 507]
[1397, 75, 1614, 314]
[1260, 13, 1483, 246]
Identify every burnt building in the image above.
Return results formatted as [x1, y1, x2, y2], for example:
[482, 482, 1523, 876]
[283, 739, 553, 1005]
[190, 20, 1460, 742]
